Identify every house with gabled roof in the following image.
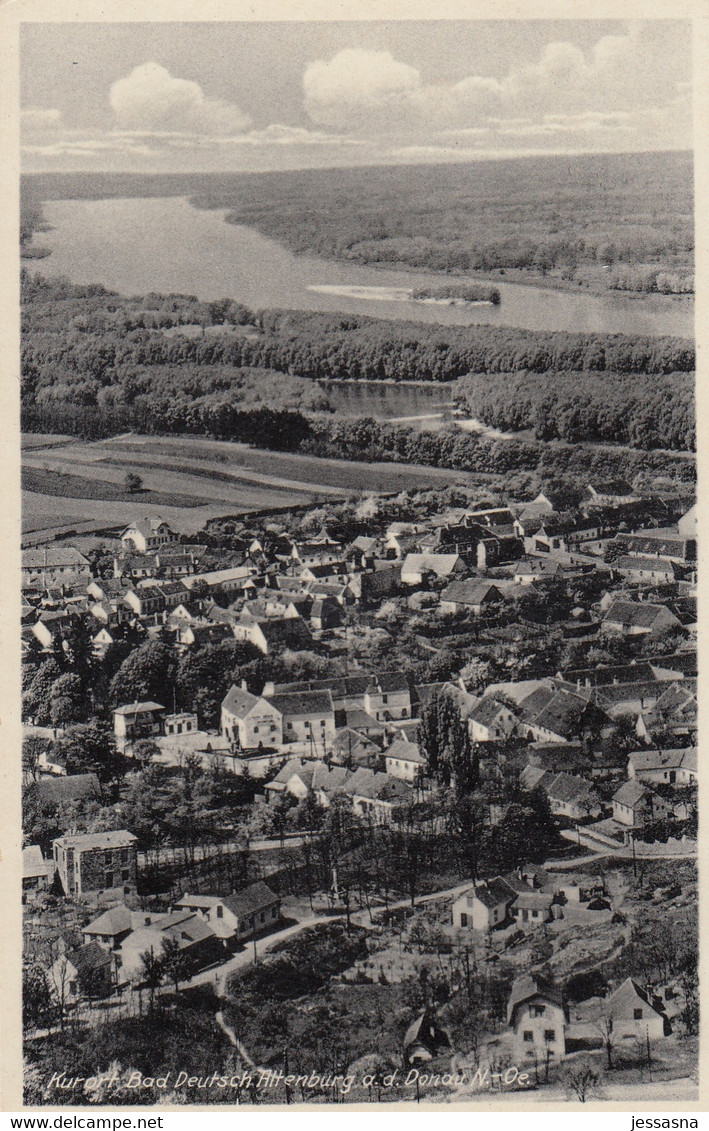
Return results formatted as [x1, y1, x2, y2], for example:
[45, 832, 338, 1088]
[221, 684, 282, 749]
[602, 599, 681, 637]
[364, 672, 412, 721]
[119, 910, 220, 982]
[22, 845, 54, 900]
[83, 905, 158, 951]
[113, 701, 165, 752]
[22, 546, 92, 590]
[452, 877, 517, 931]
[612, 780, 671, 828]
[507, 974, 567, 1065]
[627, 747, 697, 787]
[49, 941, 114, 1003]
[120, 518, 179, 555]
[174, 881, 281, 946]
[331, 726, 382, 768]
[267, 689, 336, 752]
[618, 530, 695, 565]
[614, 555, 682, 584]
[384, 737, 426, 783]
[468, 695, 518, 743]
[542, 772, 602, 821]
[337, 767, 412, 824]
[400, 553, 467, 587]
[567, 978, 670, 1046]
[439, 579, 501, 615]
[232, 611, 314, 655]
[517, 684, 599, 744]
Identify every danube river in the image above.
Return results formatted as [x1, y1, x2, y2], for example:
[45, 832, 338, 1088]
[37, 196, 693, 338]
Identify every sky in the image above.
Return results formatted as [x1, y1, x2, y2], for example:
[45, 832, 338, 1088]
[20, 20, 693, 174]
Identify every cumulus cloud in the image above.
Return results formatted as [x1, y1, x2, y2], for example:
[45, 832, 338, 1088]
[302, 27, 690, 147]
[109, 62, 252, 135]
[304, 49, 421, 129]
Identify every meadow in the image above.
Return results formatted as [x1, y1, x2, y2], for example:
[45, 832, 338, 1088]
[21, 433, 485, 542]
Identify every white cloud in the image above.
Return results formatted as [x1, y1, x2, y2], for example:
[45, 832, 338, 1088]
[212, 123, 366, 147]
[304, 49, 420, 129]
[302, 28, 690, 148]
[109, 62, 252, 136]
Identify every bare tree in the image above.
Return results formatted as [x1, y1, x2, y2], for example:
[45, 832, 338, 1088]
[563, 1058, 604, 1102]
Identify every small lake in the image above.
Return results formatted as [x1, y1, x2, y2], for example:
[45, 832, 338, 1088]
[37, 197, 693, 338]
[318, 380, 456, 427]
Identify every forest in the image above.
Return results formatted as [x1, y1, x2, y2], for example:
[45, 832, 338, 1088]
[21, 273, 695, 465]
[454, 371, 695, 451]
[22, 150, 694, 293]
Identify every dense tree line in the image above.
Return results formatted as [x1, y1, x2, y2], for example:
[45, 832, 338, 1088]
[21, 276, 695, 462]
[21, 400, 696, 484]
[455, 371, 695, 451]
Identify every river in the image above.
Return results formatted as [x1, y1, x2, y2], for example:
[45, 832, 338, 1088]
[37, 197, 692, 338]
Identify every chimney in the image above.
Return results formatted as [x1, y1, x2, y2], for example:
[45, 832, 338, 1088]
[241, 679, 248, 692]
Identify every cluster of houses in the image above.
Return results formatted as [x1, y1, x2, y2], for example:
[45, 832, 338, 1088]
[23, 824, 282, 1002]
[451, 864, 608, 934]
[22, 492, 696, 663]
[22, 487, 697, 1037]
[503, 972, 672, 1069]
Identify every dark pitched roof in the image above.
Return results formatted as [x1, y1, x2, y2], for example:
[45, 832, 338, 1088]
[66, 941, 112, 976]
[222, 881, 279, 919]
[267, 690, 334, 717]
[603, 600, 676, 629]
[440, 580, 499, 605]
[470, 877, 517, 909]
[258, 618, 313, 648]
[613, 779, 650, 807]
[507, 974, 564, 1025]
[222, 685, 262, 718]
[562, 661, 657, 687]
[544, 772, 596, 803]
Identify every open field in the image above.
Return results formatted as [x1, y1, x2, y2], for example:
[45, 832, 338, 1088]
[22, 466, 215, 508]
[22, 432, 488, 542]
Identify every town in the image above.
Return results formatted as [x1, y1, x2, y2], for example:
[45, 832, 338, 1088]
[22, 476, 698, 1104]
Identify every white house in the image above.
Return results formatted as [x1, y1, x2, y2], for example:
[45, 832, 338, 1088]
[221, 684, 283, 749]
[120, 518, 179, 555]
[508, 974, 567, 1066]
[385, 737, 427, 783]
[452, 878, 516, 931]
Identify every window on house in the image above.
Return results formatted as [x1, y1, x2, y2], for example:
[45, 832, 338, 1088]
[105, 873, 114, 887]
[272, 907, 277, 918]
[382, 694, 388, 704]
[544, 1030, 555, 1042]
[523, 1031, 533, 1043]
[253, 726, 259, 735]
[260, 912, 265, 923]
[634, 1008, 643, 1020]
[216, 906, 223, 919]
[460, 913, 468, 927]
[532, 1005, 545, 1017]
[121, 870, 130, 881]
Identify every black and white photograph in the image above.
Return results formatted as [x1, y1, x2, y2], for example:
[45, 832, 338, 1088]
[6, 3, 702, 1113]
